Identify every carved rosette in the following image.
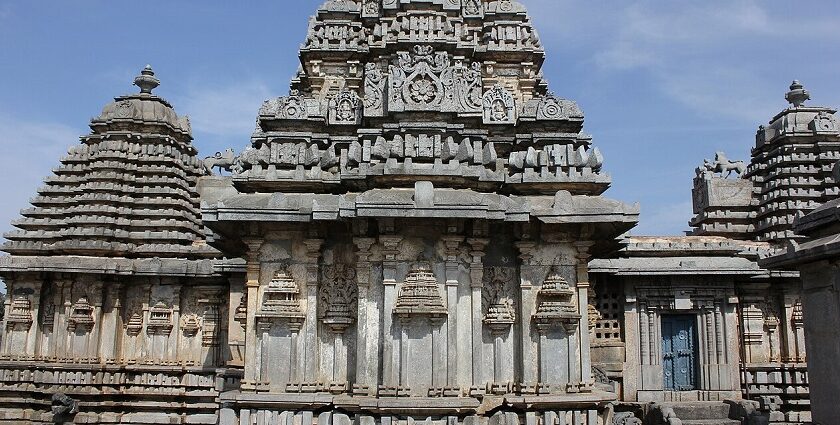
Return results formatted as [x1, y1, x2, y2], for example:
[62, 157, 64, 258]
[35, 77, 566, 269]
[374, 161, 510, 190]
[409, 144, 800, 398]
[533, 268, 580, 333]
[394, 262, 447, 321]
[319, 265, 358, 334]
[256, 269, 305, 330]
[388, 45, 482, 114]
[482, 267, 517, 333]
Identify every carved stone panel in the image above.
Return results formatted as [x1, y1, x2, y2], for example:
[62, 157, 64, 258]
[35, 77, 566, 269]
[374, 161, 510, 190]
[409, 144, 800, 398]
[483, 84, 516, 124]
[328, 89, 363, 125]
[319, 265, 358, 333]
[364, 63, 387, 117]
[482, 266, 517, 332]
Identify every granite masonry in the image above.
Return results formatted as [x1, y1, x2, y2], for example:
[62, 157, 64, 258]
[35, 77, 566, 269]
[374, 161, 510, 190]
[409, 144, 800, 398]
[0, 1, 838, 425]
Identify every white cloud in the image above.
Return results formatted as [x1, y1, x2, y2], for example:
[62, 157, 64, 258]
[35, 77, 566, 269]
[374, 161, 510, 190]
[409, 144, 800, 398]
[175, 80, 274, 137]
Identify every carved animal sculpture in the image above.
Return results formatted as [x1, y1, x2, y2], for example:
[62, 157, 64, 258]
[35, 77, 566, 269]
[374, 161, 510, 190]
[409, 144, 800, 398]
[203, 148, 236, 174]
[712, 151, 747, 177]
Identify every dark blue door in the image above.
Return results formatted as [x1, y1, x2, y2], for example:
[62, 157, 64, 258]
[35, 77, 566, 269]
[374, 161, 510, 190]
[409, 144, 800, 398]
[662, 315, 697, 391]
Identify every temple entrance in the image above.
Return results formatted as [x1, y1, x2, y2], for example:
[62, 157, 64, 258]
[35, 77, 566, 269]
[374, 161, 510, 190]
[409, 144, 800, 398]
[661, 314, 698, 391]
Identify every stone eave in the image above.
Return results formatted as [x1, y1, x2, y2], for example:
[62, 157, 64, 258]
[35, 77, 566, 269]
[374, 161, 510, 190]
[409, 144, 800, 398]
[589, 256, 765, 276]
[0, 255, 224, 278]
[761, 233, 840, 269]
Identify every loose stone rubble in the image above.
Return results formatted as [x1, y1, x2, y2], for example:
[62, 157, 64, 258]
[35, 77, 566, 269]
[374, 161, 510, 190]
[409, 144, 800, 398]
[0, 1, 838, 425]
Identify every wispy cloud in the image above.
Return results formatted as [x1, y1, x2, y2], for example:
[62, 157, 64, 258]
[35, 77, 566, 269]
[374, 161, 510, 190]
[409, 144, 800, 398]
[175, 80, 274, 137]
[530, 0, 840, 123]
[0, 112, 79, 237]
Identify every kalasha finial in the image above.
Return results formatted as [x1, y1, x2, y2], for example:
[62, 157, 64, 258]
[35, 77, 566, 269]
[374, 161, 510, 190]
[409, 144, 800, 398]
[785, 80, 810, 108]
[134, 64, 160, 94]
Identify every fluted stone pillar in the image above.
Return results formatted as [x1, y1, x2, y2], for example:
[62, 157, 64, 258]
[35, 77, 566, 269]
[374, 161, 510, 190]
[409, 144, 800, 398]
[99, 282, 122, 363]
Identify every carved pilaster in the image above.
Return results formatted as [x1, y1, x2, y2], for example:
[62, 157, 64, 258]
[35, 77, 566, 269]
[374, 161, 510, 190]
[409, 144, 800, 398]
[241, 238, 264, 391]
[466, 237, 488, 387]
[354, 237, 377, 394]
[379, 233, 403, 388]
[302, 238, 323, 384]
[574, 241, 595, 391]
[515, 240, 538, 389]
[441, 234, 463, 388]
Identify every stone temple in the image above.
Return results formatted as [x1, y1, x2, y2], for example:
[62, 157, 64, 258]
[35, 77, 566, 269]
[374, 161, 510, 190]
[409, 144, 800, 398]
[0, 1, 838, 424]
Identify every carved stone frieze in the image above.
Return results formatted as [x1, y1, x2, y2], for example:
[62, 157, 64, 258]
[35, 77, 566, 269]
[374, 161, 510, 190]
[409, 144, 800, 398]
[364, 63, 387, 117]
[319, 264, 358, 333]
[482, 266, 517, 331]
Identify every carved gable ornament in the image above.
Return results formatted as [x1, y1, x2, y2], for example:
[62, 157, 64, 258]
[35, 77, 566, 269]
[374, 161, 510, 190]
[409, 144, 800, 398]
[394, 262, 447, 320]
[388, 45, 483, 114]
[483, 84, 516, 125]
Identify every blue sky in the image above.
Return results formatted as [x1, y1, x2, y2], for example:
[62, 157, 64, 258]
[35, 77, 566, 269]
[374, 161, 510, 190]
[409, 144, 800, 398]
[0, 0, 838, 236]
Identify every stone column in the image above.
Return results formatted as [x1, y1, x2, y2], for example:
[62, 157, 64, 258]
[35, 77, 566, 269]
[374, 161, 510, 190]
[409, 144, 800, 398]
[380, 233, 403, 388]
[467, 237, 488, 388]
[574, 242, 594, 390]
[99, 282, 122, 363]
[442, 235, 464, 388]
[515, 241, 538, 390]
[302, 238, 324, 384]
[241, 238, 264, 391]
[353, 237, 377, 395]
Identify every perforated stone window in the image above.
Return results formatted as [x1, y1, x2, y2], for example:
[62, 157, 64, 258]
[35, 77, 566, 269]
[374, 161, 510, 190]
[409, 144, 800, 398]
[593, 282, 623, 342]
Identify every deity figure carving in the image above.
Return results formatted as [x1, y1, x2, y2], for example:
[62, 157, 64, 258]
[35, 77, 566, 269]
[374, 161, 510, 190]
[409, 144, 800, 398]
[482, 267, 517, 332]
[319, 265, 358, 333]
[328, 90, 362, 125]
[482, 84, 516, 124]
[462, 0, 483, 18]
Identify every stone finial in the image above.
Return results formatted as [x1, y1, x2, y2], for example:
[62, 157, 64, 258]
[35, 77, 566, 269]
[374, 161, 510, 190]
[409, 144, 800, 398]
[785, 80, 810, 108]
[134, 65, 160, 94]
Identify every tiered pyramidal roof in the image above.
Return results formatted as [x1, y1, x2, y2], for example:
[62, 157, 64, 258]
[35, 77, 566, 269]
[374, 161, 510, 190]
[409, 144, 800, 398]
[3, 66, 217, 259]
[225, 0, 611, 196]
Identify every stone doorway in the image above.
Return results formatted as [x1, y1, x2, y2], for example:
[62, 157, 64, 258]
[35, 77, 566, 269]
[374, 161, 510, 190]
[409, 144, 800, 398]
[661, 314, 698, 391]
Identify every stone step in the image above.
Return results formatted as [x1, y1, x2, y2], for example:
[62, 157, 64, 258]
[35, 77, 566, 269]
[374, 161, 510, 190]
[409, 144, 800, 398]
[667, 402, 732, 420]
